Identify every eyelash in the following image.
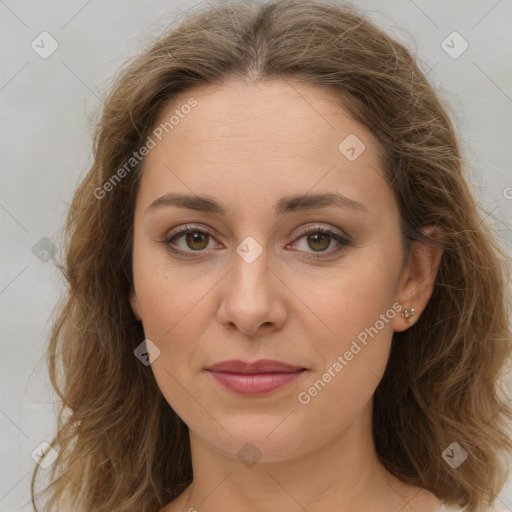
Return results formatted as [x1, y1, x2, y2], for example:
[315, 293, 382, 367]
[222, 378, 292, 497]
[160, 223, 352, 260]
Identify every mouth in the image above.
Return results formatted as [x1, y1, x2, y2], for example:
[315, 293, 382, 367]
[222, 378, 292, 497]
[205, 359, 308, 395]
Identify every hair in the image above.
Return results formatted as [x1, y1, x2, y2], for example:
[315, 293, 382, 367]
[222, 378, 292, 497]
[31, 0, 512, 511]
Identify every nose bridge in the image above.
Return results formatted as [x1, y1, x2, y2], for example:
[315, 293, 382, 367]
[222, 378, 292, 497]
[231, 235, 271, 301]
[217, 234, 286, 334]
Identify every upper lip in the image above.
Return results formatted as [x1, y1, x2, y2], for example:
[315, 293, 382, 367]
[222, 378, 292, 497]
[205, 359, 306, 374]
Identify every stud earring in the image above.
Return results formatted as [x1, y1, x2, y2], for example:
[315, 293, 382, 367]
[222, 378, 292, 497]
[401, 307, 416, 319]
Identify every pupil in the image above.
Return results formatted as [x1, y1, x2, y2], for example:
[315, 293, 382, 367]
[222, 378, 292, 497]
[187, 232, 207, 250]
[308, 233, 329, 251]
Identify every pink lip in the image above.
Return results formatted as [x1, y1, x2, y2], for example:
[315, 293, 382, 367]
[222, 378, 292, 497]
[205, 359, 307, 395]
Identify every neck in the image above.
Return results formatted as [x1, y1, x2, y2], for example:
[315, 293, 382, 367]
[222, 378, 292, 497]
[178, 403, 436, 512]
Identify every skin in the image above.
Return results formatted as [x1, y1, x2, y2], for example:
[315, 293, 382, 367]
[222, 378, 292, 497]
[129, 79, 444, 512]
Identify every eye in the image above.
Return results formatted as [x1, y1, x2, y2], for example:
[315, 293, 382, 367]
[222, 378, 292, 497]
[161, 224, 218, 258]
[287, 224, 351, 259]
[160, 223, 352, 260]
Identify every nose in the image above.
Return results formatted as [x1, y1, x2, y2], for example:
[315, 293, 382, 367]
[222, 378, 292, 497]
[216, 244, 288, 336]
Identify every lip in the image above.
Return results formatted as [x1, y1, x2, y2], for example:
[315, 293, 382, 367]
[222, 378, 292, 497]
[205, 359, 307, 395]
[206, 359, 306, 374]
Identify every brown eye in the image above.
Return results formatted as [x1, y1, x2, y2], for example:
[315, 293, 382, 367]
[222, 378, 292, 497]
[288, 226, 351, 259]
[162, 225, 217, 257]
[184, 232, 209, 250]
[306, 232, 331, 252]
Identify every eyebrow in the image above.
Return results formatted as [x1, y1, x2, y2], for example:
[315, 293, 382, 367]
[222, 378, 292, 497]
[145, 192, 368, 216]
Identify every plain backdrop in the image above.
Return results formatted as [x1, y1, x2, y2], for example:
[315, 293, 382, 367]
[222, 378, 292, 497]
[1, 1, 511, 510]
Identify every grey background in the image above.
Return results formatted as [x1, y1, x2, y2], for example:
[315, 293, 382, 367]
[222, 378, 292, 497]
[1, 1, 511, 510]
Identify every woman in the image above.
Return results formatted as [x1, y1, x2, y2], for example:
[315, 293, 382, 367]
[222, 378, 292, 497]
[31, 1, 512, 511]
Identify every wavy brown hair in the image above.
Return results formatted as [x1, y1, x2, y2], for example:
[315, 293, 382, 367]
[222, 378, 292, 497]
[31, 0, 512, 510]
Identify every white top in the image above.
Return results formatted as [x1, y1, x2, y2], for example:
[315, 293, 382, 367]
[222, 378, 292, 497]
[438, 502, 508, 511]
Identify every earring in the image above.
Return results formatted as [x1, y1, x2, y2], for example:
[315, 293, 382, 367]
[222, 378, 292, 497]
[401, 307, 416, 319]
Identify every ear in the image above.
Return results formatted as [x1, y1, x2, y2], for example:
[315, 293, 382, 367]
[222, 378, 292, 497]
[393, 224, 444, 332]
[129, 287, 143, 322]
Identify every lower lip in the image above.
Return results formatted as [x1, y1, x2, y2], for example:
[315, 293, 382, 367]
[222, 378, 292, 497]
[207, 370, 306, 395]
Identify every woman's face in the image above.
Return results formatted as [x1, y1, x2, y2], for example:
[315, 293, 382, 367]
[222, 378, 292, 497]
[129, 79, 431, 463]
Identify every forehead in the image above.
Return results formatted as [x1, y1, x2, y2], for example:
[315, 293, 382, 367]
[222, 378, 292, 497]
[138, 79, 389, 214]
[152, 79, 377, 153]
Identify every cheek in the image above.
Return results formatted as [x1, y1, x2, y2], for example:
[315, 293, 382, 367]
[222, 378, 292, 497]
[292, 278, 397, 454]
[292, 248, 401, 349]
[132, 252, 221, 404]
[135, 266, 214, 428]
[132, 237, 211, 338]
[291, 243, 401, 407]
[136, 268, 215, 364]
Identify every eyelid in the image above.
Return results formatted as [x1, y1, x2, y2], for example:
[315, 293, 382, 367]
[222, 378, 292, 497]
[164, 223, 218, 241]
[291, 223, 350, 241]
